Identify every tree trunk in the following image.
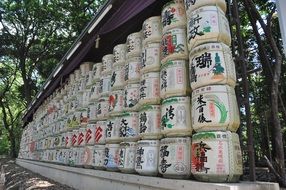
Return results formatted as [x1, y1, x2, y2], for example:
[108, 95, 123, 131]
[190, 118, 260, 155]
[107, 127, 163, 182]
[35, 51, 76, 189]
[8, 131, 17, 158]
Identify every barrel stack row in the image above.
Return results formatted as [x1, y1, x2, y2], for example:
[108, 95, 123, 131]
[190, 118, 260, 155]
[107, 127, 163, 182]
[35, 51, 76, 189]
[18, 0, 243, 183]
[185, 0, 243, 182]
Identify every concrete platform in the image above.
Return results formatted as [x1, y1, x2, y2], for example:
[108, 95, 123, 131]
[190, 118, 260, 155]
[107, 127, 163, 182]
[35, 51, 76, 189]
[16, 159, 279, 190]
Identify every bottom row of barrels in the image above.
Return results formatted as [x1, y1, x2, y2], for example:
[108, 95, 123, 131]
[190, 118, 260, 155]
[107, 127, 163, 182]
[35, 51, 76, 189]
[36, 131, 242, 183]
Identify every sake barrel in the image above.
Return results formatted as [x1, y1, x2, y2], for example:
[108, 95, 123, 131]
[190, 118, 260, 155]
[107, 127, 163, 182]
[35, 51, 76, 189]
[160, 60, 190, 98]
[83, 146, 94, 168]
[125, 57, 141, 83]
[108, 90, 124, 116]
[86, 71, 94, 88]
[96, 97, 109, 120]
[88, 102, 97, 122]
[80, 62, 92, 77]
[105, 117, 121, 143]
[126, 32, 142, 58]
[139, 105, 162, 140]
[191, 131, 242, 182]
[71, 129, 78, 147]
[74, 69, 81, 82]
[139, 72, 160, 105]
[113, 44, 127, 66]
[60, 133, 66, 148]
[102, 54, 114, 74]
[161, 96, 192, 136]
[89, 82, 100, 103]
[141, 42, 161, 74]
[124, 83, 140, 111]
[191, 85, 240, 132]
[76, 147, 85, 167]
[110, 64, 125, 90]
[104, 143, 120, 171]
[142, 16, 162, 45]
[95, 120, 107, 144]
[68, 148, 75, 166]
[79, 108, 89, 127]
[86, 124, 96, 145]
[99, 72, 111, 97]
[161, 0, 186, 33]
[93, 144, 106, 170]
[161, 28, 188, 64]
[184, 0, 226, 14]
[135, 140, 159, 176]
[81, 90, 90, 108]
[189, 42, 236, 90]
[119, 112, 139, 142]
[159, 137, 191, 179]
[77, 127, 86, 147]
[92, 62, 103, 82]
[118, 142, 137, 173]
[187, 6, 231, 50]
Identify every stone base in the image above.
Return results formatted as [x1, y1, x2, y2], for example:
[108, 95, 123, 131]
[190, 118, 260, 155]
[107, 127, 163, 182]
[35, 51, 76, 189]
[16, 159, 279, 190]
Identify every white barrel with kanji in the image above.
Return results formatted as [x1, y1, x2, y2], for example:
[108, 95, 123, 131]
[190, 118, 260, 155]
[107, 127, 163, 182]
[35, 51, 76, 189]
[102, 54, 114, 74]
[95, 120, 107, 144]
[79, 108, 89, 127]
[118, 142, 137, 173]
[161, 96, 192, 137]
[104, 143, 120, 171]
[86, 71, 94, 89]
[142, 16, 162, 45]
[89, 82, 100, 103]
[184, 0, 226, 14]
[139, 105, 162, 139]
[191, 85, 240, 132]
[105, 117, 121, 143]
[88, 102, 97, 122]
[127, 32, 142, 58]
[191, 131, 242, 182]
[96, 97, 109, 120]
[92, 62, 102, 82]
[161, 28, 188, 64]
[161, 0, 186, 33]
[93, 144, 106, 170]
[119, 112, 139, 142]
[187, 6, 231, 50]
[110, 64, 125, 90]
[124, 83, 140, 111]
[85, 124, 96, 145]
[83, 146, 94, 168]
[139, 72, 160, 105]
[113, 44, 126, 66]
[76, 147, 85, 167]
[159, 137, 191, 179]
[189, 42, 236, 90]
[108, 90, 124, 116]
[141, 42, 161, 74]
[80, 62, 92, 77]
[160, 60, 190, 98]
[99, 73, 111, 97]
[135, 140, 159, 176]
[125, 57, 141, 83]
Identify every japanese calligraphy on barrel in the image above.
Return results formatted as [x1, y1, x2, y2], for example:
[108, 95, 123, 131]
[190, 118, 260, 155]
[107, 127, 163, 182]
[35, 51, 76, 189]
[119, 112, 139, 142]
[124, 83, 140, 111]
[96, 97, 109, 120]
[105, 117, 121, 143]
[160, 60, 191, 98]
[139, 105, 162, 140]
[95, 120, 106, 144]
[191, 85, 240, 132]
[102, 54, 114, 74]
[189, 42, 236, 90]
[184, 0, 226, 15]
[135, 140, 159, 176]
[104, 143, 120, 171]
[159, 137, 191, 179]
[161, 96, 192, 137]
[92, 62, 102, 82]
[127, 32, 142, 58]
[161, 0, 187, 33]
[191, 131, 242, 182]
[118, 142, 137, 173]
[161, 28, 188, 64]
[141, 42, 161, 74]
[142, 16, 162, 45]
[108, 90, 124, 116]
[111, 64, 125, 91]
[125, 57, 141, 84]
[186, 6, 231, 50]
[113, 44, 127, 66]
[139, 72, 160, 105]
[93, 144, 106, 170]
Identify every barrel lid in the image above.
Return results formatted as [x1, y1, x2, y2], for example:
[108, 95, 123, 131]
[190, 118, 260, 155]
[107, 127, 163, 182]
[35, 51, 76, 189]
[160, 60, 186, 69]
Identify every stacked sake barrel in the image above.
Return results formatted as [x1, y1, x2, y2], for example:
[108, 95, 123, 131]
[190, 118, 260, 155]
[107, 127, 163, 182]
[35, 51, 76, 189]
[184, 0, 243, 182]
[157, 0, 192, 179]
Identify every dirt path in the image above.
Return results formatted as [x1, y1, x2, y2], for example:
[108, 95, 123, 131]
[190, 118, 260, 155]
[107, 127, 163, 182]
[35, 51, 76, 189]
[0, 158, 74, 190]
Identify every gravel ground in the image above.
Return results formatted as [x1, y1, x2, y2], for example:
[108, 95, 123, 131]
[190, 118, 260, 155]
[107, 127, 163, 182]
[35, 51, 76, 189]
[0, 158, 74, 190]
